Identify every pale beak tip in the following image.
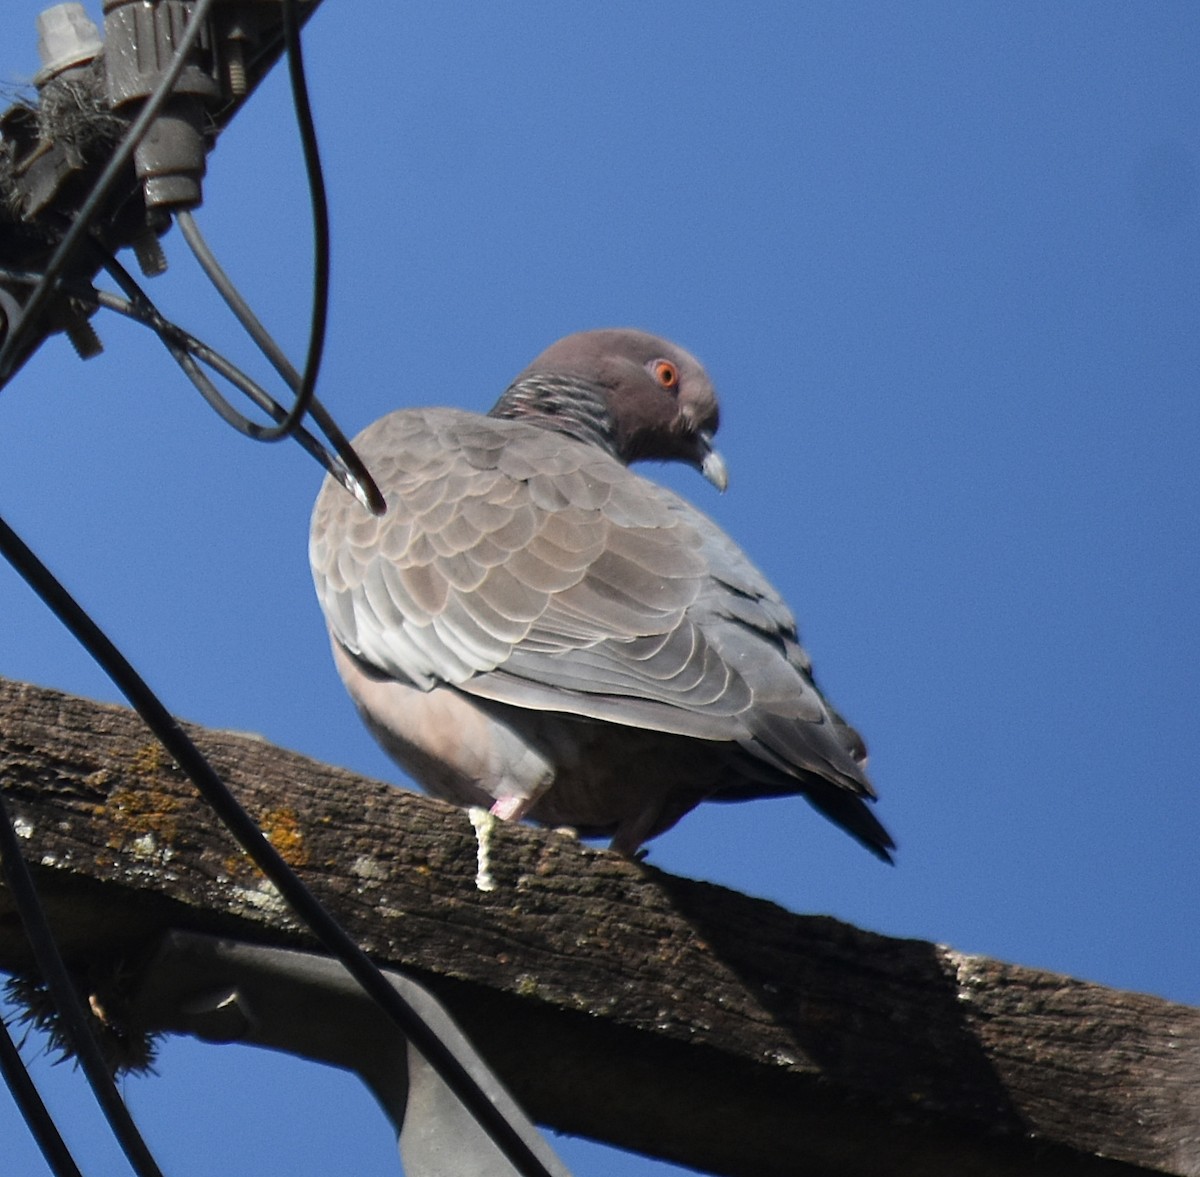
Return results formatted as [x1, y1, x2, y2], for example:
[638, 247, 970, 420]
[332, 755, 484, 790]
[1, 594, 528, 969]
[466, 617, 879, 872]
[699, 435, 729, 492]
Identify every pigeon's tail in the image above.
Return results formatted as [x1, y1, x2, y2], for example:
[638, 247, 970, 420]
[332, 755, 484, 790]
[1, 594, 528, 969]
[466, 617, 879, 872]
[708, 763, 896, 863]
[803, 783, 896, 864]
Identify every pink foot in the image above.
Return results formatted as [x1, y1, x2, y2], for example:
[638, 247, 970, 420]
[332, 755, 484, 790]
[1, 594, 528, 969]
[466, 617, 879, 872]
[490, 794, 531, 823]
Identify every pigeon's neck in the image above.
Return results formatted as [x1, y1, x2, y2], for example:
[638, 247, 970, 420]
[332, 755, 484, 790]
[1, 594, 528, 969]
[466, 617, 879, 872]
[488, 373, 622, 460]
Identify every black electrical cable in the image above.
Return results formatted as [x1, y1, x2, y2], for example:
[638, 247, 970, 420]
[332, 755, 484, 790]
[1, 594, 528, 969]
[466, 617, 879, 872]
[0, 786, 164, 1177]
[92, 250, 382, 511]
[97, 248, 276, 437]
[0, 9, 226, 1132]
[173, 213, 384, 513]
[0, 0, 220, 386]
[0, 0, 381, 507]
[249, 0, 328, 443]
[0, 514, 558, 1177]
[176, 211, 301, 387]
[0, 1016, 85, 1177]
[0, 263, 361, 497]
[0, 260, 377, 510]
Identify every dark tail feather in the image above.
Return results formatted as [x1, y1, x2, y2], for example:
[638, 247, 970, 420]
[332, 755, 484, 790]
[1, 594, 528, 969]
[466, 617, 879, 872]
[803, 783, 896, 864]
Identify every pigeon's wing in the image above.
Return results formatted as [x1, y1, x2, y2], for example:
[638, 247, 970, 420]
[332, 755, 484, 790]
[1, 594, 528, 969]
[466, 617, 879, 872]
[667, 494, 872, 774]
[312, 407, 738, 725]
[311, 406, 889, 853]
[665, 497, 893, 856]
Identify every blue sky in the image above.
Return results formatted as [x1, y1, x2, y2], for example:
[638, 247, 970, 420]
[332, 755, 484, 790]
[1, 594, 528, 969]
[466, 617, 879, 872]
[1, 2, 1198, 1174]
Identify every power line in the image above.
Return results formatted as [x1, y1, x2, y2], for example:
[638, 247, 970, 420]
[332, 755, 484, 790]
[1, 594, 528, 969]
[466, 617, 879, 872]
[0, 3, 563, 1173]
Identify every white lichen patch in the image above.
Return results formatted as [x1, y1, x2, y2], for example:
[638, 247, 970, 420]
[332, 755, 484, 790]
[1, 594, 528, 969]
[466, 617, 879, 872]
[13, 817, 33, 840]
[231, 878, 288, 917]
[216, 728, 269, 742]
[130, 833, 160, 861]
[351, 855, 388, 882]
[942, 946, 990, 1003]
[468, 807, 497, 892]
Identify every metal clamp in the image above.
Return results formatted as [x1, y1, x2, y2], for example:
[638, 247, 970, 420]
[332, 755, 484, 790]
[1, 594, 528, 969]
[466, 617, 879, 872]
[128, 931, 573, 1177]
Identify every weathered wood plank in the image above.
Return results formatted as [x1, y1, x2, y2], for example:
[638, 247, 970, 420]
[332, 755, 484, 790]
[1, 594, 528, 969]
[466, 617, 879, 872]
[0, 675, 1196, 1177]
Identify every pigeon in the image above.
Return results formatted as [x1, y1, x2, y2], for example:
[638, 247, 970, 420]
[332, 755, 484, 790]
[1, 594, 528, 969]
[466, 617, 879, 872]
[310, 329, 893, 861]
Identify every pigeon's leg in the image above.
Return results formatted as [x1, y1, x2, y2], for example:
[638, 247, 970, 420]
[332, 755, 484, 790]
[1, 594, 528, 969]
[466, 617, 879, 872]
[607, 806, 663, 859]
[487, 753, 556, 825]
[490, 793, 534, 823]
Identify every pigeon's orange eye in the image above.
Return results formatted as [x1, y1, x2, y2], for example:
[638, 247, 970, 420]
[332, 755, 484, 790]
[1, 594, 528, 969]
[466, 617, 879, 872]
[652, 360, 679, 390]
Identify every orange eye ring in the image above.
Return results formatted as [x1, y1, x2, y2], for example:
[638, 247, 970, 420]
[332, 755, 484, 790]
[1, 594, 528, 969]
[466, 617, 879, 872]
[652, 359, 679, 390]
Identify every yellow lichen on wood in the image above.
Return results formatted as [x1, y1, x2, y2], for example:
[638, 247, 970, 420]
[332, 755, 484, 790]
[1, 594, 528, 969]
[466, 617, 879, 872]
[221, 852, 250, 879]
[127, 742, 171, 779]
[101, 783, 180, 854]
[258, 807, 309, 868]
[220, 807, 310, 880]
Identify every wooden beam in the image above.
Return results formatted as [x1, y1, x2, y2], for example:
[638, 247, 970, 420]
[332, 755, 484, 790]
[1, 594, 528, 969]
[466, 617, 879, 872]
[0, 675, 1195, 1177]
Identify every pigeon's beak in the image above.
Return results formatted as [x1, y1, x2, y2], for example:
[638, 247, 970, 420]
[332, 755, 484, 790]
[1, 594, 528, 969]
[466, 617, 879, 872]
[695, 430, 729, 492]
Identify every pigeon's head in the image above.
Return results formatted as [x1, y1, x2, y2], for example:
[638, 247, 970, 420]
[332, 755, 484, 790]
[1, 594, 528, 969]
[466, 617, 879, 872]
[493, 329, 728, 491]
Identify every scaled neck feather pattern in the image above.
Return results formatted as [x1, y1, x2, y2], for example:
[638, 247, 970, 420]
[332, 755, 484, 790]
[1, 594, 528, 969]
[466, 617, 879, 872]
[488, 373, 621, 461]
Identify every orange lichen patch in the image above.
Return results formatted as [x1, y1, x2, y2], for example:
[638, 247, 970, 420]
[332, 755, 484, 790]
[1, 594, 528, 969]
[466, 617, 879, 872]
[81, 768, 114, 794]
[218, 807, 308, 881]
[101, 783, 180, 852]
[222, 852, 252, 880]
[127, 742, 171, 779]
[258, 807, 309, 868]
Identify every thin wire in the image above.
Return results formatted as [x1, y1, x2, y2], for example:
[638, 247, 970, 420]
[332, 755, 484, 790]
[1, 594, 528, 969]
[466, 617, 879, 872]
[0, 788, 164, 1177]
[249, 0, 328, 443]
[0, 513, 557, 1177]
[176, 211, 300, 386]
[0, 0, 220, 386]
[97, 249, 272, 436]
[94, 250, 382, 510]
[0, 262, 296, 441]
[92, 279, 337, 470]
[0, 262, 378, 511]
[0, 1016, 85, 1177]
[173, 214, 384, 513]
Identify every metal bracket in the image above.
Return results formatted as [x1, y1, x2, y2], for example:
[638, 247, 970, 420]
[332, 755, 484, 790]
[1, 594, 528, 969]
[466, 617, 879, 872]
[129, 930, 573, 1177]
